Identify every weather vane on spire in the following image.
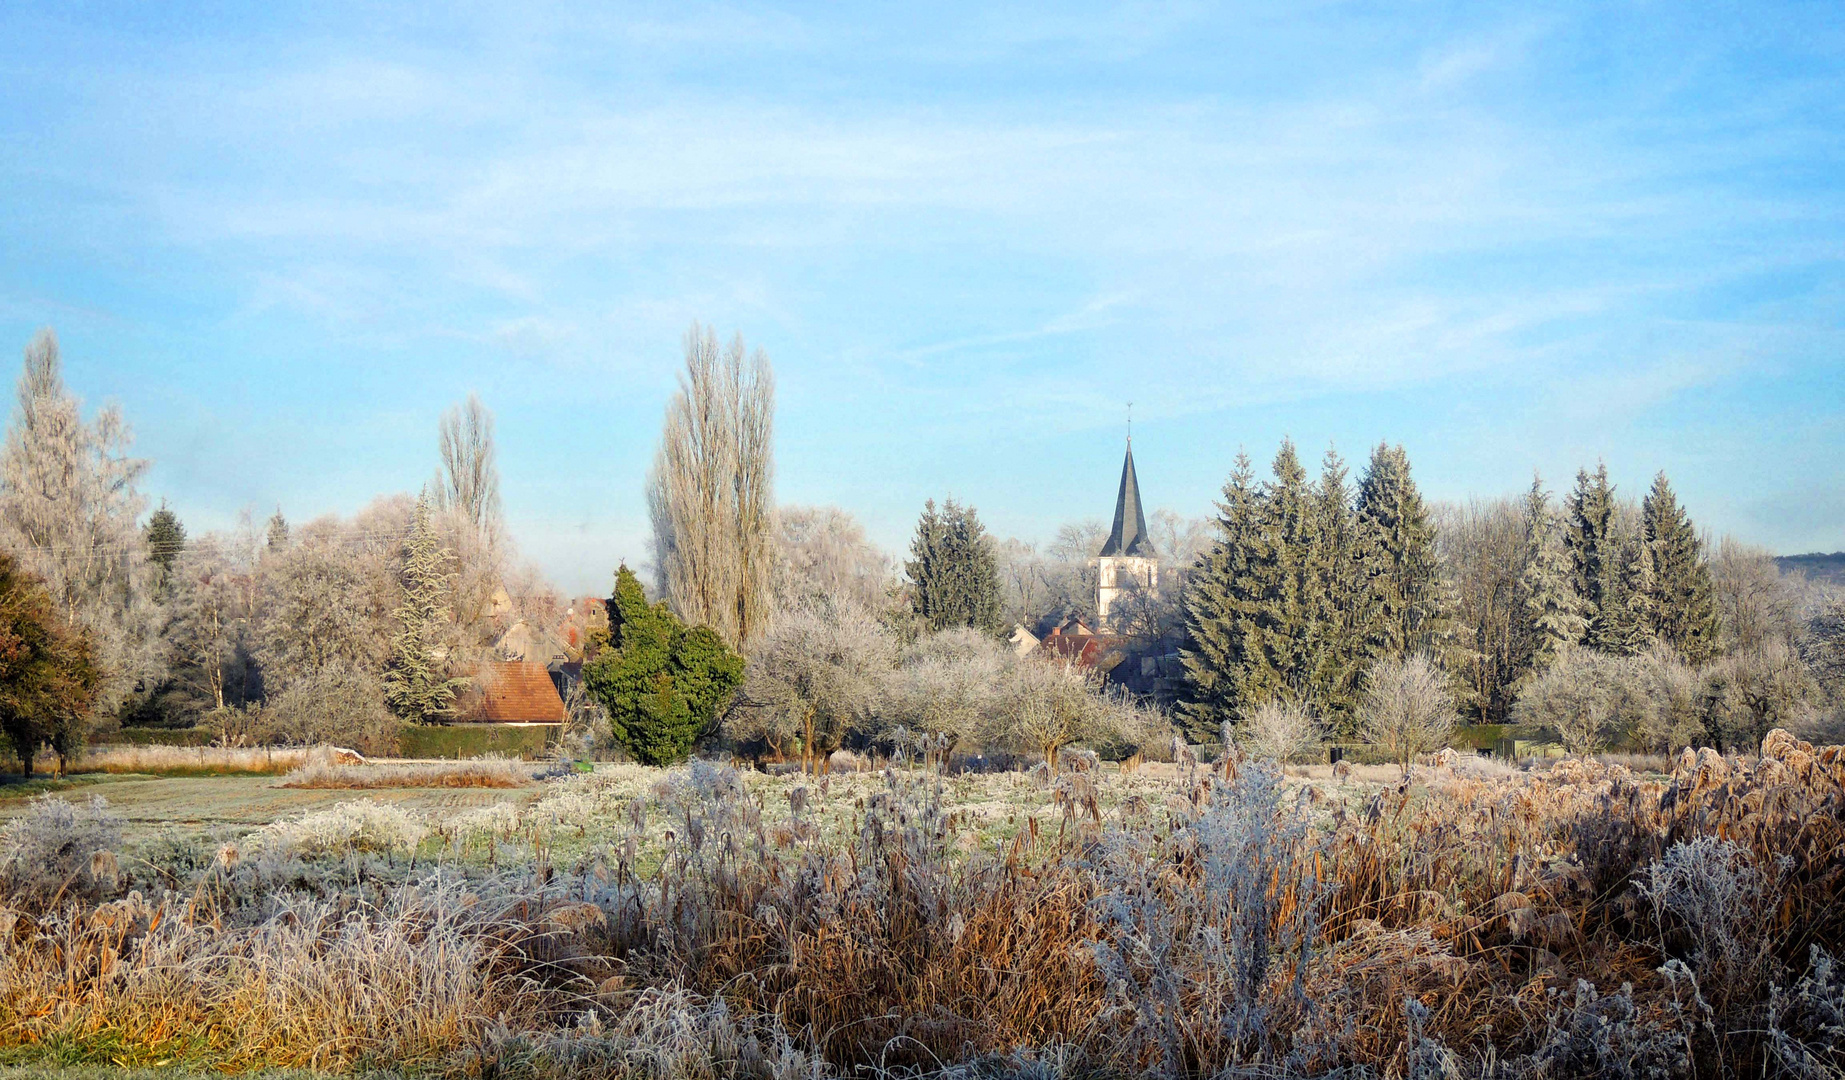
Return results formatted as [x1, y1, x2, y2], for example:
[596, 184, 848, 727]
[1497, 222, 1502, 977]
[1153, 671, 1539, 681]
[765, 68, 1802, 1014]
[1127, 401, 1133, 444]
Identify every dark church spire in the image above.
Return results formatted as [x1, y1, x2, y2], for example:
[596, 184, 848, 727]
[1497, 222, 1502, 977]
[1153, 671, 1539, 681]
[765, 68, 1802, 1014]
[1099, 439, 1152, 557]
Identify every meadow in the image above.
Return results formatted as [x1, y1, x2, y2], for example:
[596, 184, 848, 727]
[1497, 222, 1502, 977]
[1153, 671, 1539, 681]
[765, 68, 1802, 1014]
[0, 736, 1838, 1080]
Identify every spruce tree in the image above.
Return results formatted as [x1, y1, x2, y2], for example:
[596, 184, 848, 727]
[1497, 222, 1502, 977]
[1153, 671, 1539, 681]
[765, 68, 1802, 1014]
[1641, 473, 1719, 664]
[265, 506, 290, 552]
[1238, 440, 1315, 711]
[1180, 453, 1259, 739]
[1518, 477, 1588, 675]
[382, 494, 465, 723]
[143, 503, 186, 595]
[905, 498, 1002, 632]
[1355, 443, 1447, 658]
[1304, 446, 1370, 735]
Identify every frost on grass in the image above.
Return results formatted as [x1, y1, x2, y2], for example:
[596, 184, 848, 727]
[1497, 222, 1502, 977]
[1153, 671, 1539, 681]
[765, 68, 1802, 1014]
[0, 795, 123, 907]
[258, 798, 428, 857]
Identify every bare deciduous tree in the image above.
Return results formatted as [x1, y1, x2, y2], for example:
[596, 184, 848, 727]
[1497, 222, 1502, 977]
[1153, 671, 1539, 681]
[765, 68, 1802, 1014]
[1511, 644, 1619, 755]
[649, 324, 775, 649]
[436, 393, 503, 548]
[1237, 699, 1324, 763]
[734, 599, 894, 770]
[1710, 538, 1799, 655]
[880, 628, 1009, 761]
[774, 505, 893, 614]
[1359, 653, 1456, 774]
[436, 395, 507, 646]
[995, 658, 1121, 770]
[0, 329, 160, 710]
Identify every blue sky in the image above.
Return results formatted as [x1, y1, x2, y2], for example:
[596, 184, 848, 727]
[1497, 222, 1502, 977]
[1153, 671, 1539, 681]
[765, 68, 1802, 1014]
[1, 1, 1840, 595]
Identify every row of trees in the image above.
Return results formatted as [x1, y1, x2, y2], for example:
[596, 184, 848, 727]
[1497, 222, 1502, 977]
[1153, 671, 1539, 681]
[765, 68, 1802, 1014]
[0, 328, 581, 765]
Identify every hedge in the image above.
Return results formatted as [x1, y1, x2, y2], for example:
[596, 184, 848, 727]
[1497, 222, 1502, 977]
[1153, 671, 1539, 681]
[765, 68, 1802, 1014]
[395, 723, 559, 760]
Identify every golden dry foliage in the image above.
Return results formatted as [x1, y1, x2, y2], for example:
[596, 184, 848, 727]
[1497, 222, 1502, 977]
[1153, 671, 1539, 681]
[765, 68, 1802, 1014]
[0, 734, 1842, 1078]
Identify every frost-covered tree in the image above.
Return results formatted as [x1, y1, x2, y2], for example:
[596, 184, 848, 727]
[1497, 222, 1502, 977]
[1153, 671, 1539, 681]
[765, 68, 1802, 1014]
[647, 324, 776, 649]
[383, 494, 466, 723]
[1359, 653, 1455, 775]
[1519, 478, 1589, 675]
[1355, 442, 1447, 659]
[774, 505, 894, 614]
[0, 329, 160, 711]
[735, 597, 895, 770]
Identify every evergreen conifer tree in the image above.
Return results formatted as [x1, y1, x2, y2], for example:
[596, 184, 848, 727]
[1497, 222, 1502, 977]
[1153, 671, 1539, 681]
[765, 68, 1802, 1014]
[1566, 465, 1651, 655]
[1237, 440, 1315, 711]
[583, 564, 745, 765]
[1355, 443, 1447, 658]
[1518, 477, 1588, 675]
[382, 494, 466, 723]
[143, 503, 186, 596]
[265, 506, 290, 552]
[905, 498, 1002, 632]
[1641, 473, 1719, 664]
[1180, 453, 1260, 739]
[1305, 447, 1371, 736]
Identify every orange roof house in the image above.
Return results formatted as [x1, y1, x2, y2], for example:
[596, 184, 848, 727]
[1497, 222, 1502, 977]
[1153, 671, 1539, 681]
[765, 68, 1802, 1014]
[460, 660, 567, 723]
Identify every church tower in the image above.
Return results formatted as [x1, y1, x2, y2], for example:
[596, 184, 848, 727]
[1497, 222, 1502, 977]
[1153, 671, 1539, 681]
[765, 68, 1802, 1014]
[1095, 438, 1157, 633]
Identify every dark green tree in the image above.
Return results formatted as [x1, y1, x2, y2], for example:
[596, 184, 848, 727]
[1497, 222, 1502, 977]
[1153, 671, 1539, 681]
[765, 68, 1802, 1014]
[1304, 446, 1371, 736]
[905, 498, 1002, 633]
[383, 494, 466, 723]
[1355, 443, 1447, 658]
[1238, 440, 1315, 712]
[583, 564, 745, 765]
[143, 503, 186, 596]
[1180, 453, 1260, 739]
[0, 550, 100, 776]
[1641, 473, 1719, 665]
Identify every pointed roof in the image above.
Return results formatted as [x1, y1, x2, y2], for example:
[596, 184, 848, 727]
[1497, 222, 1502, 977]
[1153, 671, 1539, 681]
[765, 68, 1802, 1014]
[1099, 441, 1153, 557]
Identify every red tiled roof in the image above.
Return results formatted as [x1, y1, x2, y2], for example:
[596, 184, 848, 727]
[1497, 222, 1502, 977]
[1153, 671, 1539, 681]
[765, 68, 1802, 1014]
[464, 660, 566, 723]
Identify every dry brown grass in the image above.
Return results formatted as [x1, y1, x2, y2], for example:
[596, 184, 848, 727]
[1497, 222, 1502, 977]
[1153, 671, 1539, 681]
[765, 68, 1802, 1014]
[74, 743, 313, 775]
[0, 731, 1840, 1078]
[276, 755, 536, 789]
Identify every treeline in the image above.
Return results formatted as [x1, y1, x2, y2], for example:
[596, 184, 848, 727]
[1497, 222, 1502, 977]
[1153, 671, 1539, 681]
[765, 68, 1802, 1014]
[0, 329, 575, 768]
[1175, 441, 1843, 753]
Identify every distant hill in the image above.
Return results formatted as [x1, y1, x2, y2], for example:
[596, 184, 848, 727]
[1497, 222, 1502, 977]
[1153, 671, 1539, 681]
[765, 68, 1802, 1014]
[1777, 552, 1845, 583]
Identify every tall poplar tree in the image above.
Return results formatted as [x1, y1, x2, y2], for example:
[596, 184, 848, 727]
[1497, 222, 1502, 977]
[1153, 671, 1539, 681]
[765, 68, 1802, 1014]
[382, 494, 465, 723]
[1641, 473, 1719, 665]
[1355, 443, 1446, 658]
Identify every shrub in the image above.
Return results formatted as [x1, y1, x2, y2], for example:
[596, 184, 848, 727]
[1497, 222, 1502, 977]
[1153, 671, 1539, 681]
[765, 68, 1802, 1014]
[1236, 699, 1323, 763]
[584, 565, 744, 766]
[0, 795, 122, 908]
[235, 665, 399, 753]
[1638, 836, 1784, 1022]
